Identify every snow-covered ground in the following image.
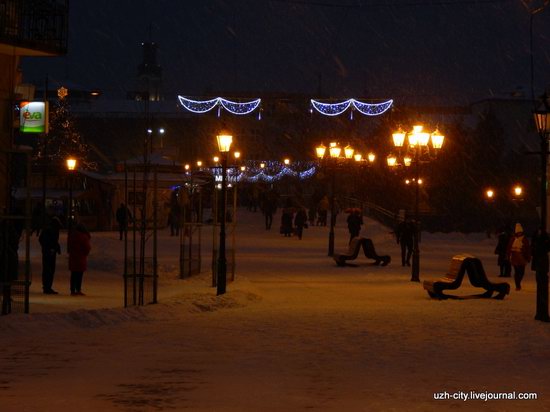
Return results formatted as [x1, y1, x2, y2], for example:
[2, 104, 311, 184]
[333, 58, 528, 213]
[1, 209, 550, 411]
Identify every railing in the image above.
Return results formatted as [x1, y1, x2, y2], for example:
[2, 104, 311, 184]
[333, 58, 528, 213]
[341, 196, 400, 229]
[0, 0, 68, 55]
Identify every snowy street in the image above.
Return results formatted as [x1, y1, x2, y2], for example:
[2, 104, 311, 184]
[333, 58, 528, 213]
[1, 210, 549, 411]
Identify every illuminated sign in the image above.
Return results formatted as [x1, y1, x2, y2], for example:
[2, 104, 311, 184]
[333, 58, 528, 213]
[20, 101, 48, 133]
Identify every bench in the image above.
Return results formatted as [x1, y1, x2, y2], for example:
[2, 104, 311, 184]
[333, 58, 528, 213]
[333, 237, 391, 267]
[423, 254, 510, 300]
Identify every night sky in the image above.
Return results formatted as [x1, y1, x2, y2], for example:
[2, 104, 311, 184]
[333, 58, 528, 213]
[21, 0, 550, 105]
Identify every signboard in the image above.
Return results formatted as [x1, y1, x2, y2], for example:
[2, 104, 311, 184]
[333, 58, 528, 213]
[19, 101, 48, 133]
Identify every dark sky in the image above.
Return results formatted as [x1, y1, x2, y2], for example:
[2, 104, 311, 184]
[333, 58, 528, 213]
[21, 0, 550, 105]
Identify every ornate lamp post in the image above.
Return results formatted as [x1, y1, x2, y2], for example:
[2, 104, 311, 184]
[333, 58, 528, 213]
[65, 157, 77, 232]
[315, 142, 365, 256]
[216, 132, 233, 295]
[388, 125, 445, 282]
[533, 94, 550, 321]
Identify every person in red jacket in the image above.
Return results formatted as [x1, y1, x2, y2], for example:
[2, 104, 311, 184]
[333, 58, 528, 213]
[68, 223, 91, 296]
[507, 223, 531, 291]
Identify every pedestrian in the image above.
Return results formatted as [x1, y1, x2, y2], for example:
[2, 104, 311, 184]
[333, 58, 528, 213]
[346, 208, 363, 243]
[396, 216, 415, 267]
[280, 200, 294, 237]
[261, 191, 277, 230]
[308, 207, 316, 227]
[68, 223, 91, 296]
[38, 216, 62, 294]
[494, 224, 512, 277]
[317, 196, 329, 226]
[169, 203, 181, 236]
[294, 207, 308, 240]
[115, 203, 132, 240]
[507, 223, 531, 291]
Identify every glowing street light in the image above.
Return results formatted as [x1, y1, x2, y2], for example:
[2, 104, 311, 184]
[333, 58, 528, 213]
[215, 131, 233, 295]
[390, 124, 445, 282]
[65, 157, 77, 231]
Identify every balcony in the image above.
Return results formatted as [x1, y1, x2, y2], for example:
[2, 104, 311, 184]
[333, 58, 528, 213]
[0, 0, 68, 56]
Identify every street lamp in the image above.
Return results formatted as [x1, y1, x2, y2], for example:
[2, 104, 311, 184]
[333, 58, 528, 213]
[389, 125, 445, 282]
[66, 157, 77, 232]
[147, 127, 166, 149]
[315, 141, 359, 256]
[216, 132, 233, 295]
[533, 93, 550, 322]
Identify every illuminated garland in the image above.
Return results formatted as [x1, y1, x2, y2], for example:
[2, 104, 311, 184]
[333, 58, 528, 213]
[210, 162, 317, 183]
[310, 98, 393, 118]
[178, 95, 261, 117]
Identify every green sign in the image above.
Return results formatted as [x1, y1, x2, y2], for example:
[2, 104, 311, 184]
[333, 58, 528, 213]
[20, 101, 48, 133]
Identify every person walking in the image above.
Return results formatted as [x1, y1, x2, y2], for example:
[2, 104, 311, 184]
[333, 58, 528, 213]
[346, 209, 363, 243]
[38, 216, 62, 294]
[68, 223, 91, 296]
[317, 196, 329, 226]
[507, 223, 531, 291]
[115, 203, 132, 241]
[294, 207, 308, 240]
[280, 200, 294, 237]
[494, 224, 512, 277]
[396, 216, 415, 267]
[308, 207, 316, 228]
[261, 191, 277, 230]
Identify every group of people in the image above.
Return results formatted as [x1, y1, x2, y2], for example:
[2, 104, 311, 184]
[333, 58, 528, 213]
[280, 202, 309, 240]
[39, 216, 91, 296]
[493, 222, 549, 291]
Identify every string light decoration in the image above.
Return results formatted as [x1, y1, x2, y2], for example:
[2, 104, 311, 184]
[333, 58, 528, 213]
[310, 98, 393, 118]
[210, 161, 317, 183]
[178, 96, 261, 117]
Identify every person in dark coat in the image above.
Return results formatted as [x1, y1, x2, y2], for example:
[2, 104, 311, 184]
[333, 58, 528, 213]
[494, 224, 512, 277]
[317, 196, 329, 226]
[169, 203, 181, 236]
[308, 207, 316, 227]
[294, 208, 308, 240]
[507, 223, 531, 291]
[68, 223, 91, 296]
[346, 209, 363, 243]
[396, 217, 415, 267]
[115, 203, 132, 240]
[261, 191, 278, 230]
[280, 207, 294, 237]
[39, 216, 62, 294]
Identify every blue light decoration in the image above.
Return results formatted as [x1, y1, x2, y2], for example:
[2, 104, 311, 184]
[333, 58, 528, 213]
[310, 98, 393, 117]
[210, 161, 317, 183]
[178, 96, 261, 117]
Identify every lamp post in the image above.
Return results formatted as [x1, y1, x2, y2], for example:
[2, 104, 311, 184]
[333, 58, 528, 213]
[216, 132, 233, 295]
[315, 142, 363, 256]
[533, 94, 550, 322]
[147, 127, 166, 150]
[66, 157, 77, 232]
[389, 125, 444, 282]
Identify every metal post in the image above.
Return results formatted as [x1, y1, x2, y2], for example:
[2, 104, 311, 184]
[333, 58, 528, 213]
[123, 162, 128, 307]
[68, 172, 73, 232]
[411, 147, 420, 282]
[328, 161, 336, 256]
[536, 131, 550, 321]
[217, 153, 228, 295]
[152, 166, 158, 304]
